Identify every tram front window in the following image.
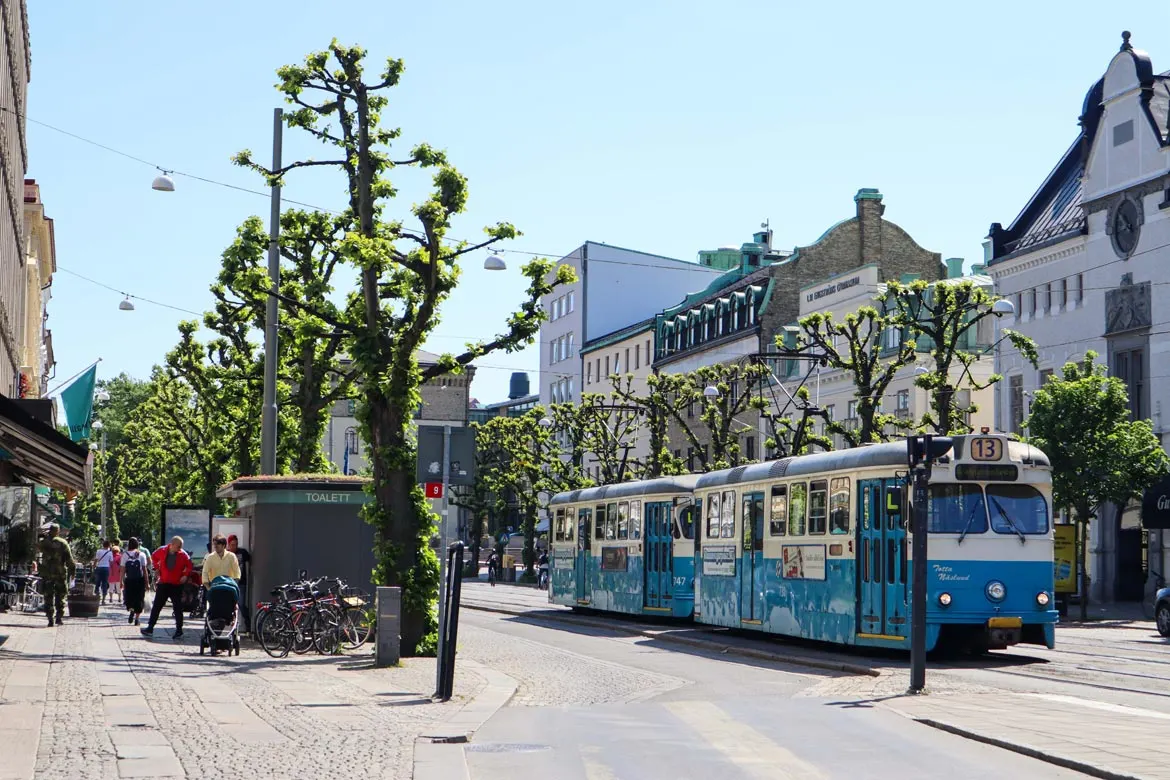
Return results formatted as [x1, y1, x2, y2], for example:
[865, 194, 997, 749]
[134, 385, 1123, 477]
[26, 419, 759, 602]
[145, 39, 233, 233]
[986, 484, 1049, 536]
[928, 484, 987, 535]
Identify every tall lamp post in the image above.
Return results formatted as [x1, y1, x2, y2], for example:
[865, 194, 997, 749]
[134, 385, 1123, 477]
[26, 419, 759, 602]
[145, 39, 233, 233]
[260, 108, 284, 475]
[91, 418, 108, 541]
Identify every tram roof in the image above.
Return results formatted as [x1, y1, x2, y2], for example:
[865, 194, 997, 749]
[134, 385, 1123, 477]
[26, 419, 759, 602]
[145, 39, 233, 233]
[549, 475, 702, 506]
[694, 437, 1050, 490]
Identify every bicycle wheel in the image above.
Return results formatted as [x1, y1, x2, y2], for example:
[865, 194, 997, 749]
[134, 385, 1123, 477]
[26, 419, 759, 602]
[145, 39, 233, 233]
[312, 609, 342, 655]
[340, 606, 373, 649]
[290, 609, 316, 654]
[259, 609, 293, 659]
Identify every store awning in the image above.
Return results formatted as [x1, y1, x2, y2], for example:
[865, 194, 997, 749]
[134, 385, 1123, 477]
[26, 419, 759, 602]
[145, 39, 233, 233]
[0, 395, 92, 493]
[1141, 476, 1170, 529]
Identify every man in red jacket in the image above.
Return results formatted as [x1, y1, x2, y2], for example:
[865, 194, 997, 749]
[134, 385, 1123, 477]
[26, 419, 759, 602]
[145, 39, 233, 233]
[142, 536, 193, 639]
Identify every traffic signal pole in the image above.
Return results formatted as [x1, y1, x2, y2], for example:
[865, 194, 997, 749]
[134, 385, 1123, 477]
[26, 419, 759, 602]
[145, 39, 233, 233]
[906, 434, 952, 695]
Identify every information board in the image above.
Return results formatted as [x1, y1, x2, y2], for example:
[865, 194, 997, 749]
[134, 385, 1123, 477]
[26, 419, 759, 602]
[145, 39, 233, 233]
[162, 505, 212, 565]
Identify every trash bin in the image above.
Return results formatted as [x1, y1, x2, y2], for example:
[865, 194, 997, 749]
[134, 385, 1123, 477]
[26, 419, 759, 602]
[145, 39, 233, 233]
[503, 555, 516, 582]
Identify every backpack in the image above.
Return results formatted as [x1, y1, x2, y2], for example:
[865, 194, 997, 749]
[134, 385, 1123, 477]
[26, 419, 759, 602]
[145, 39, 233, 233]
[123, 553, 144, 582]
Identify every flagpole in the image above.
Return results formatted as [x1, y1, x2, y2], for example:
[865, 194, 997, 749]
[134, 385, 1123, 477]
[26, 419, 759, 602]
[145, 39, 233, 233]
[46, 358, 103, 397]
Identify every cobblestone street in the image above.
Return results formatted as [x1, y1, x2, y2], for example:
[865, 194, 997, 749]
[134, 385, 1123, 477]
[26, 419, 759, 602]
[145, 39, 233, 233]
[0, 604, 483, 780]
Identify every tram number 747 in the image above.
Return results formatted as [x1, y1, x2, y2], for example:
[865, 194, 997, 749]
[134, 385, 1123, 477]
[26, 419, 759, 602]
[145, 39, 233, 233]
[673, 576, 688, 587]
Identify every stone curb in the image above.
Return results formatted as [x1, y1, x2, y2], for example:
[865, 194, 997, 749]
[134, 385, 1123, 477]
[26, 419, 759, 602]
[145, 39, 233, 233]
[461, 600, 881, 678]
[914, 718, 1143, 780]
[412, 659, 518, 780]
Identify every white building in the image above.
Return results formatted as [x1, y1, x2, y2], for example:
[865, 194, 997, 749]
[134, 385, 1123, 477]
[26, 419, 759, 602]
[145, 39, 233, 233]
[540, 242, 723, 408]
[986, 31, 1169, 603]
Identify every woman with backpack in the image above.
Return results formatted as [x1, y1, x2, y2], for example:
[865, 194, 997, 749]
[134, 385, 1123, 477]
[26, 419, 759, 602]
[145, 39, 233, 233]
[120, 538, 149, 625]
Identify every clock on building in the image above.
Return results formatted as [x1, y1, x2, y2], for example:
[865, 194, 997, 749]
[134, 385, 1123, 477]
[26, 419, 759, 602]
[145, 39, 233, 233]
[1111, 198, 1141, 258]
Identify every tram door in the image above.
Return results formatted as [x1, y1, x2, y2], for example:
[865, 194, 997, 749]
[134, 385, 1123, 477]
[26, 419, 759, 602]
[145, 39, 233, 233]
[576, 508, 591, 603]
[644, 502, 672, 609]
[740, 492, 765, 623]
[857, 479, 908, 638]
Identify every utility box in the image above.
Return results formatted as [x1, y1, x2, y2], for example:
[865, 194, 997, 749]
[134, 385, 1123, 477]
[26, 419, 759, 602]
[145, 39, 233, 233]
[376, 586, 401, 667]
[217, 476, 374, 607]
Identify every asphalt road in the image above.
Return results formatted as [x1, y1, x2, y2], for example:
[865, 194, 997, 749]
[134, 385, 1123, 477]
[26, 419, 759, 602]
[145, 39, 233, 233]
[458, 608, 1086, 779]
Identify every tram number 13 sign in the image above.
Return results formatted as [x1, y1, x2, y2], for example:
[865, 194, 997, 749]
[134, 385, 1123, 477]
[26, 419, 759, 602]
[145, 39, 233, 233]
[969, 437, 1004, 462]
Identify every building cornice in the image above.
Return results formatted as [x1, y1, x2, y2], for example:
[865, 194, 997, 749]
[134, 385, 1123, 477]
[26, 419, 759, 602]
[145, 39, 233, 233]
[1082, 173, 1170, 214]
[987, 241, 1085, 280]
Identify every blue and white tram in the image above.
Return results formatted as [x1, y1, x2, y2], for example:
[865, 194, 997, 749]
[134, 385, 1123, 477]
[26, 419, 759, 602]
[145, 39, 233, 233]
[693, 432, 1057, 651]
[549, 432, 1058, 653]
[548, 476, 700, 618]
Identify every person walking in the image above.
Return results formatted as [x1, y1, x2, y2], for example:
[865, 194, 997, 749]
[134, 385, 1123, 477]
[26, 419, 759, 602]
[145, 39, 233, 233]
[202, 535, 240, 586]
[93, 540, 114, 604]
[108, 544, 122, 602]
[142, 536, 192, 639]
[487, 550, 499, 586]
[38, 524, 75, 627]
[120, 538, 149, 625]
[227, 534, 251, 632]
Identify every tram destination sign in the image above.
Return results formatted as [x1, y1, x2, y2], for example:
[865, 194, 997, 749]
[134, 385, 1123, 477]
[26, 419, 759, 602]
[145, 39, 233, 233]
[955, 464, 1018, 482]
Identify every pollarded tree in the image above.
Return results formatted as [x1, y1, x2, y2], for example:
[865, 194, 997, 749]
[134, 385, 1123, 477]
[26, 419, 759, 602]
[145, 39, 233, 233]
[789, 307, 917, 447]
[1025, 351, 1168, 621]
[235, 42, 574, 654]
[884, 278, 1038, 435]
[551, 392, 644, 484]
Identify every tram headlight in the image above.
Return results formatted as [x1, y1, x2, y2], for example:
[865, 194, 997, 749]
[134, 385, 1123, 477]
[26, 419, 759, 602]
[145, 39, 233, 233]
[937, 592, 952, 607]
[985, 580, 1007, 602]
[1036, 591, 1050, 607]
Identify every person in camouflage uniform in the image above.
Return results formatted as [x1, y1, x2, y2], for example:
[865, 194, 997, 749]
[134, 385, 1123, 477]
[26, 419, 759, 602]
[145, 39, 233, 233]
[38, 524, 75, 627]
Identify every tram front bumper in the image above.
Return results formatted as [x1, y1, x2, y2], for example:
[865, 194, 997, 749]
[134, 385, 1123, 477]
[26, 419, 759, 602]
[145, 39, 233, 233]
[986, 616, 1023, 648]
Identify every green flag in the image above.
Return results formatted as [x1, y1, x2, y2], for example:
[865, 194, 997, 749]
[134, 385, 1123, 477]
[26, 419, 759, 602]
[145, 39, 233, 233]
[60, 365, 97, 442]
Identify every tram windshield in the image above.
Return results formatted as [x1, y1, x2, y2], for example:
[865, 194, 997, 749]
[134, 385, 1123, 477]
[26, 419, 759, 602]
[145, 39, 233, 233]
[928, 484, 987, 535]
[986, 484, 1049, 535]
[928, 482, 1049, 538]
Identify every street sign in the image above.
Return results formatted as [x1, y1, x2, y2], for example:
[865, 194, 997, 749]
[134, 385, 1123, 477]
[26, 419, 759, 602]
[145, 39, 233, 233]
[416, 425, 476, 486]
[425, 482, 444, 499]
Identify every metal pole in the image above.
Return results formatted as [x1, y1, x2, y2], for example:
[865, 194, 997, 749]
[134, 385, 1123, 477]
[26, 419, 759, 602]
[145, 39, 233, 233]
[435, 425, 452, 694]
[99, 429, 108, 541]
[260, 107, 283, 475]
[908, 440, 930, 694]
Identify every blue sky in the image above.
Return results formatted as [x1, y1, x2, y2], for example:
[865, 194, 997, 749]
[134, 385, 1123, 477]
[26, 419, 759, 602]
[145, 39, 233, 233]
[28, 2, 1169, 403]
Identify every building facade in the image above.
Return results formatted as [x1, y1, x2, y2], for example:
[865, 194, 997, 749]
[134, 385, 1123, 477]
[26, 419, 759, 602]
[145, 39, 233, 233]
[651, 189, 946, 465]
[987, 32, 1170, 603]
[579, 317, 655, 480]
[0, 1, 30, 398]
[323, 351, 476, 475]
[21, 179, 54, 398]
[540, 241, 723, 408]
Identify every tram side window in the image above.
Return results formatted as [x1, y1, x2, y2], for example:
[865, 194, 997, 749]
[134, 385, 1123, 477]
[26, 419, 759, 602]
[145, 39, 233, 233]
[808, 480, 828, 535]
[769, 485, 787, 536]
[555, 509, 565, 541]
[928, 485, 987, 534]
[986, 484, 1049, 535]
[565, 510, 574, 541]
[606, 502, 618, 539]
[788, 483, 807, 536]
[617, 502, 629, 540]
[629, 501, 642, 540]
[676, 502, 695, 539]
[829, 478, 850, 535]
[720, 490, 736, 538]
[595, 505, 607, 541]
[706, 493, 721, 538]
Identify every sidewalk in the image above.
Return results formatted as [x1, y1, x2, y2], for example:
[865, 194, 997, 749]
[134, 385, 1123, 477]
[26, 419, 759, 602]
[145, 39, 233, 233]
[882, 691, 1170, 780]
[0, 602, 487, 779]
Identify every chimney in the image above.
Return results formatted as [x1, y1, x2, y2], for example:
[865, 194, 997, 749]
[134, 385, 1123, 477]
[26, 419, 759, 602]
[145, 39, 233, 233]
[508, 371, 530, 400]
[855, 188, 884, 265]
[971, 263, 986, 275]
[945, 257, 965, 278]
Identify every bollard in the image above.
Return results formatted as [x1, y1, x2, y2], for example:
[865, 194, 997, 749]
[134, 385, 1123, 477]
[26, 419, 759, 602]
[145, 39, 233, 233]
[375, 586, 401, 668]
[436, 543, 464, 700]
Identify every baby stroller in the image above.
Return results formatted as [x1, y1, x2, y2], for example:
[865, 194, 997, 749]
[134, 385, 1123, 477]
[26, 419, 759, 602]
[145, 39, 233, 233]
[199, 576, 241, 656]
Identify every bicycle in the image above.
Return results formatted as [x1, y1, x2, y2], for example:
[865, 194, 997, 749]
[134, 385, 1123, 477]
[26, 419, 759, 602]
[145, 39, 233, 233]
[1142, 569, 1165, 620]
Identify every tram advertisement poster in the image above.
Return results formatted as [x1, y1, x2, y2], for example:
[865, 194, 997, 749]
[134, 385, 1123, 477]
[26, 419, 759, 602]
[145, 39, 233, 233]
[1053, 525, 1076, 594]
[702, 544, 736, 576]
[600, 546, 628, 572]
[781, 544, 826, 580]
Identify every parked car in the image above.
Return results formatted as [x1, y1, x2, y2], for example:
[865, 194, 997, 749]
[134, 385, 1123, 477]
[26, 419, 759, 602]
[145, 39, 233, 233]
[1156, 586, 1170, 637]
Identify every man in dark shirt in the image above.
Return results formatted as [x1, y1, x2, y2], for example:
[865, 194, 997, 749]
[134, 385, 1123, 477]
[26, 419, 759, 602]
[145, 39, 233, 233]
[227, 535, 251, 632]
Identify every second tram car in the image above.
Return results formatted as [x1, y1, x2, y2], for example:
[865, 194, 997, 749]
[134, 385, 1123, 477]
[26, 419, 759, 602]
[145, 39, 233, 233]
[548, 432, 1058, 652]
